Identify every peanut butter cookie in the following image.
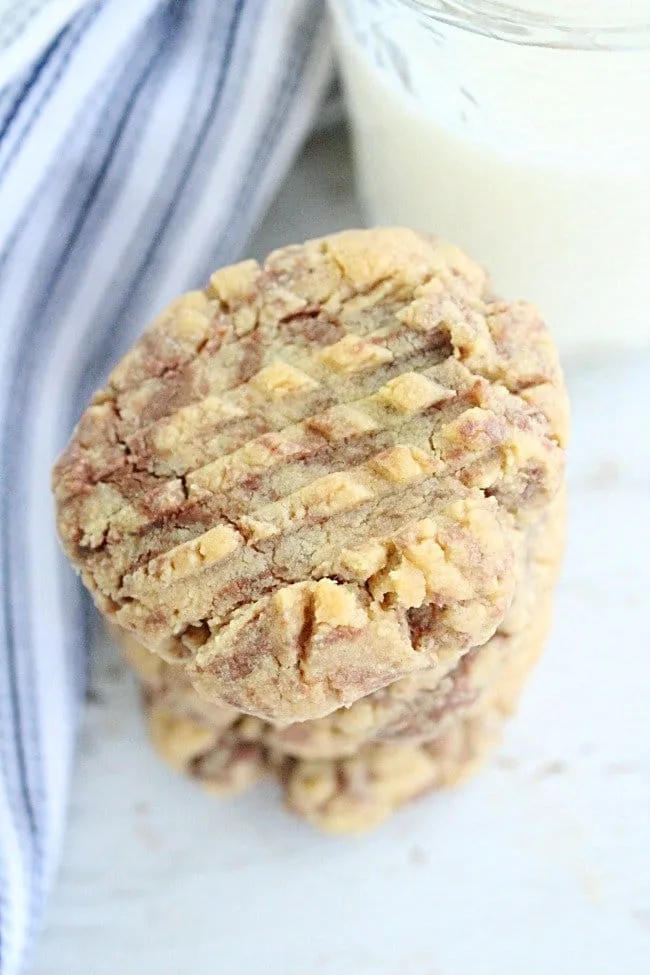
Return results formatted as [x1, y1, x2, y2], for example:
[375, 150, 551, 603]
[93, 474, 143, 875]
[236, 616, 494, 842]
[54, 228, 567, 724]
[140, 594, 553, 832]
[122, 487, 564, 762]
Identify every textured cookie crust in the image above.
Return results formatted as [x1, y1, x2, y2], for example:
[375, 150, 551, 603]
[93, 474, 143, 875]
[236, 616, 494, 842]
[120, 486, 564, 761]
[281, 574, 557, 833]
[130, 481, 564, 831]
[268, 487, 565, 756]
[54, 228, 567, 723]
[140, 592, 553, 833]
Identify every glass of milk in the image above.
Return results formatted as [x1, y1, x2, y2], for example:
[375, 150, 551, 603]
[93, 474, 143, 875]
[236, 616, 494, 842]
[328, 0, 650, 359]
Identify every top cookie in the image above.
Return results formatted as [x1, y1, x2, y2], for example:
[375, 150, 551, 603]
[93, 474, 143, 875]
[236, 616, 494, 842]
[53, 228, 567, 723]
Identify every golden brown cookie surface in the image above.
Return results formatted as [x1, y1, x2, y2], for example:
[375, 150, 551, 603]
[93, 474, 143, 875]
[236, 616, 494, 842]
[54, 228, 567, 723]
[120, 486, 564, 761]
[130, 488, 565, 833]
[140, 594, 552, 834]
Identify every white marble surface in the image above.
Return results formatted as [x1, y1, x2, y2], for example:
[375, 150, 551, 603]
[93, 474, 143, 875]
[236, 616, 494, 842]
[33, 127, 650, 975]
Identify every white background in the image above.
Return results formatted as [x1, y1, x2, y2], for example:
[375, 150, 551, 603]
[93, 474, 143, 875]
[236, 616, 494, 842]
[32, 126, 650, 975]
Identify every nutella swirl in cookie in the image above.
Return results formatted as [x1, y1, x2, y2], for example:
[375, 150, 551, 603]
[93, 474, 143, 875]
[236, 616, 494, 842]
[53, 229, 567, 730]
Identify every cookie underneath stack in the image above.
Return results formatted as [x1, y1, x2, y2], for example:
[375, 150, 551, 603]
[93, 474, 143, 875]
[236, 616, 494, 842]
[53, 228, 568, 832]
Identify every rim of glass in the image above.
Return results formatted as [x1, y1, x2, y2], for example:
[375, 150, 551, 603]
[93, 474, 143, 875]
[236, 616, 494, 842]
[402, 0, 650, 49]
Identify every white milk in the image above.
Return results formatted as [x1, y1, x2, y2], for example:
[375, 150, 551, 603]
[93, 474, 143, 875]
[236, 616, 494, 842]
[330, 0, 650, 357]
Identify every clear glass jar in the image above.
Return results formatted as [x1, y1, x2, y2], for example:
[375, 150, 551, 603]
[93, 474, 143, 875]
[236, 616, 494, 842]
[328, 0, 650, 359]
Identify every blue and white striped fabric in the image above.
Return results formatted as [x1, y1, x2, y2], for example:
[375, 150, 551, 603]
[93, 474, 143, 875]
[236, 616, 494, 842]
[0, 2, 332, 970]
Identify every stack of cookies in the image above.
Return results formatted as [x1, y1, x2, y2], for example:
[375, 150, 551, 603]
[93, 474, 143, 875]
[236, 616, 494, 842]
[53, 229, 568, 833]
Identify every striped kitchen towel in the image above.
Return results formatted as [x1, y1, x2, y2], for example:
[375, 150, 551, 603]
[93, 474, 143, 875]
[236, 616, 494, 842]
[0, 1, 332, 971]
